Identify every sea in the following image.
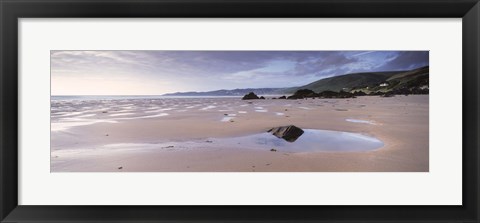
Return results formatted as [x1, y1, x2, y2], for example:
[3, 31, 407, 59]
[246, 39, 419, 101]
[51, 95, 243, 101]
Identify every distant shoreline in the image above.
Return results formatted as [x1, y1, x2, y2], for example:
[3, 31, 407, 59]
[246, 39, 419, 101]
[51, 95, 248, 101]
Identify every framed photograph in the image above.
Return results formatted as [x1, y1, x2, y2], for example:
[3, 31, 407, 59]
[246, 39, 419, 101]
[1, 0, 478, 222]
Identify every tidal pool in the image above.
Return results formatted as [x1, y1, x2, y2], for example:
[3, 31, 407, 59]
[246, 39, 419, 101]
[212, 129, 384, 152]
[70, 129, 384, 154]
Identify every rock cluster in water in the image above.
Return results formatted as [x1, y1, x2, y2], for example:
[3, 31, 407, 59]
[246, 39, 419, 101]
[241, 87, 426, 100]
[287, 89, 356, 99]
[242, 92, 266, 100]
[268, 125, 304, 142]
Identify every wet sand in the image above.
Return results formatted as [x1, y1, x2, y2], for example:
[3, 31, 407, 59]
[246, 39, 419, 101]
[51, 95, 429, 172]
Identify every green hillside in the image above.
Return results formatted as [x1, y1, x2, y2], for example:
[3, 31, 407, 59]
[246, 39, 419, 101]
[290, 66, 429, 94]
[387, 66, 429, 82]
[290, 71, 401, 93]
[352, 66, 429, 94]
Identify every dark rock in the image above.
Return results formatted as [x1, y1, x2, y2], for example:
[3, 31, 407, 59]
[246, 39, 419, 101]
[288, 89, 356, 99]
[369, 91, 383, 96]
[317, 90, 338, 98]
[318, 90, 355, 98]
[278, 96, 287, 99]
[242, 92, 260, 100]
[381, 92, 394, 97]
[338, 91, 355, 98]
[259, 96, 266, 99]
[353, 91, 367, 96]
[270, 148, 277, 152]
[287, 89, 317, 99]
[268, 125, 304, 142]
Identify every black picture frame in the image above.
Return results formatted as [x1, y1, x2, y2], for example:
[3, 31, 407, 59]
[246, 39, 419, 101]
[1, 0, 479, 222]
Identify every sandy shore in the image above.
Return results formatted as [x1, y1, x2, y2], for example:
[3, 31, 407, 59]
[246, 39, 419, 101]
[51, 95, 428, 172]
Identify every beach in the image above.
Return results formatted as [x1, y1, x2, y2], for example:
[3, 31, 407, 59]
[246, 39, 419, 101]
[51, 95, 429, 172]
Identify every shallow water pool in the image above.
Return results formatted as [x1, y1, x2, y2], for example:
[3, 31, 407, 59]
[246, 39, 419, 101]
[71, 129, 384, 153]
[212, 129, 384, 152]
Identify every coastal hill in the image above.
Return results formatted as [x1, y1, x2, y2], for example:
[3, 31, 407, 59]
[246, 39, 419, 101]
[348, 66, 429, 94]
[289, 66, 429, 94]
[162, 66, 429, 96]
[288, 71, 400, 93]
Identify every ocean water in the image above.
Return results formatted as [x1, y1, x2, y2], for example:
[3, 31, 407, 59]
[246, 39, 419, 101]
[50, 96, 249, 132]
[51, 95, 242, 101]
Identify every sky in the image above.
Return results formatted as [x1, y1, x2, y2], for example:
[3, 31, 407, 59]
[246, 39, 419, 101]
[51, 50, 429, 95]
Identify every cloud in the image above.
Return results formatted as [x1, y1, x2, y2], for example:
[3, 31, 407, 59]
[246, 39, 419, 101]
[375, 51, 429, 71]
[350, 51, 375, 57]
[51, 50, 429, 94]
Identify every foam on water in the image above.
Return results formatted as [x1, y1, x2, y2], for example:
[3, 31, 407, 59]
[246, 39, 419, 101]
[51, 119, 118, 132]
[346, 119, 376, 125]
[54, 111, 85, 117]
[116, 113, 169, 120]
[145, 108, 174, 113]
[200, 105, 217, 110]
[109, 113, 135, 117]
[75, 114, 97, 118]
[221, 117, 235, 122]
